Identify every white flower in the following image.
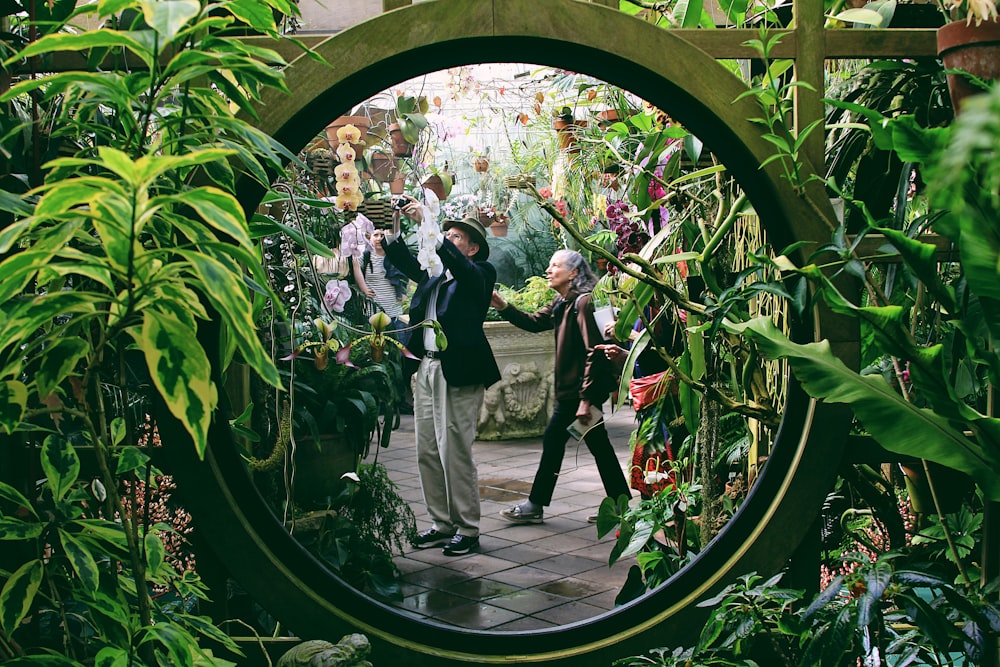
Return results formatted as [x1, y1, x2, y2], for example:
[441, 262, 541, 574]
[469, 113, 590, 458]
[967, 0, 998, 24]
[419, 219, 443, 247]
[947, 0, 999, 24]
[417, 246, 443, 277]
[422, 187, 441, 218]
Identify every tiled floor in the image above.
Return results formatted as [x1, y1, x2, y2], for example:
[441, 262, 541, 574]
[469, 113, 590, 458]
[363, 404, 639, 631]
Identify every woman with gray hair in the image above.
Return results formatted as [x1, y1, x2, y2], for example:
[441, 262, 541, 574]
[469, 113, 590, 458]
[490, 249, 631, 524]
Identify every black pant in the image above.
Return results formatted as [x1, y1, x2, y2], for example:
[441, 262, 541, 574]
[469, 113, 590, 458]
[529, 400, 631, 506]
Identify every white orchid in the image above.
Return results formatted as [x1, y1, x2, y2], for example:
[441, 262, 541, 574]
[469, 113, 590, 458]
[417, 245, 443, 277]
[945, 0, 998, 25]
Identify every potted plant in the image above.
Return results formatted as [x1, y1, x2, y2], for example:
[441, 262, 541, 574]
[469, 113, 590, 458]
[552, 105, 588, 152]
[388, 93, 429, 157]
[422, 163, 453, 201]
[936, 1, 1000, 112]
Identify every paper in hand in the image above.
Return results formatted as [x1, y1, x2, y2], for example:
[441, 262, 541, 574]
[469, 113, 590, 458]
[566, 405, 605, 441]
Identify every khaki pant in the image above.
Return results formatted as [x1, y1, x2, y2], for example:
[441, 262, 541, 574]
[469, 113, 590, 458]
[413, 358, 484, 537]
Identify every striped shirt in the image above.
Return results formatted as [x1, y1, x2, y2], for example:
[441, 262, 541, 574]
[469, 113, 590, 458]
[366, 253, 404, 318]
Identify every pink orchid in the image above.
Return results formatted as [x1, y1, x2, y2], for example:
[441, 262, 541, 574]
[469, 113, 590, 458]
[323, 279, 352, 313]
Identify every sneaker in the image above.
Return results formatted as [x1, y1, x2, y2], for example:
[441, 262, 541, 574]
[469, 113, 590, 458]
[411, 528, 454, 549]
[442, 534, 479, 556]
[499, 502, 544, 524]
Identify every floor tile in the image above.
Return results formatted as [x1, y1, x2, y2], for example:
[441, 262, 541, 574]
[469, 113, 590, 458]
[368, 406, 644, 630]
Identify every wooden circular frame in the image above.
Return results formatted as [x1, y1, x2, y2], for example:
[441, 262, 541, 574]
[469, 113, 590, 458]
[164, 1, 854, 664]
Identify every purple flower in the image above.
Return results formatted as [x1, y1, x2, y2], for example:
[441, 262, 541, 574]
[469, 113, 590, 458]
[323, 279, 352, 313]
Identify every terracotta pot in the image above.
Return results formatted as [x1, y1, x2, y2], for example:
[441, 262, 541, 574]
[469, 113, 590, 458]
[937, 18, 1000, 113]
[325, 115, 370, 152]
[489, 221, 508, 238]
[389, 172, 406, 195]
[363, 152, 397, 183]
[422, 174, 447, 201]
[388, 122, 414, 157]
[553, 118, 588, 153]
[596, 109, 621, 129]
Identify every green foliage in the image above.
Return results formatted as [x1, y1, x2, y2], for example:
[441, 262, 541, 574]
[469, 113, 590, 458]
[0, 0, 308, 662]
[737, 28, 822, 195]
[489, 275, 557, 320]
[0, 439, 241, 665]
[731, 85, 1000, 504]
[294, 464, 416, 600]
[596, 474, 701, 604]
[620, 554, 1000, 666]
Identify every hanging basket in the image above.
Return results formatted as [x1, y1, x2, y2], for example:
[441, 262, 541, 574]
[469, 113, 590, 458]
[937, 18, 1000, 114]
[473, 156, 490, 172]
[357, 197, 394, 229]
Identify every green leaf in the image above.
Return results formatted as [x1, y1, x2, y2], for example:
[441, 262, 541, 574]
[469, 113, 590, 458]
[59, 528, 100, 592]
[0, 481, 37, 520]
[175, 612, 242, 654]
[0, 381, 28, 435]
[0, 518, 43, 540]
[115, 446, 151, 476]
[174, 186, 254, 251]
[174, 250, 280, 388]
[145, 530, 165, 577]
[140, 0, 200, 42]
[110, 417, 127, 447]
[732, 318, 1000, 500]
[0, 559, 43, 637]
[131, 311, 217, 459]
[618, 518, 655, 559]
[225, 0, 278, 33]
[876, 226, 956, 313]
[41, 434, 80, 503]
[95, 646, 130, 667]
[35, 338, 90, 398]
[1, 31, 152, 72]
[87, 590, 131, 627]
[139, 621, 198, 667]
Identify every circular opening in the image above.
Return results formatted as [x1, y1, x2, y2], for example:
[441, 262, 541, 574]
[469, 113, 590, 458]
[166, 3, 849, 664]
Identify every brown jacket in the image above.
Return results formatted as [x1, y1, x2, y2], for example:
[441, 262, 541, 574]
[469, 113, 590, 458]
[498, 290, 611, 404]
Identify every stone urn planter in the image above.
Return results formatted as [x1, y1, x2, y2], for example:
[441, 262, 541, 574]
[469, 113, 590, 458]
[478, 321, 555, 440]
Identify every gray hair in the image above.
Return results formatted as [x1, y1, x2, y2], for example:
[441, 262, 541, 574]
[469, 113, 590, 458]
[553, 249, 597, 294]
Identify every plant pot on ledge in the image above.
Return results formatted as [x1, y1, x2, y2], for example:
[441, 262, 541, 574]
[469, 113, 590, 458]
[937, 18, 1000, 114]
[490, 216, 509, 238]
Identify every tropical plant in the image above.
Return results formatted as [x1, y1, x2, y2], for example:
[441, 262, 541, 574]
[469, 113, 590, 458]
[617, 554, 1000, 666]
[732, 83, 1000, 508]
[0, 0, 306, 661]
[595, 467, 702, 604]
[291, 462, 416, 600]
[487, 275, 557, 321]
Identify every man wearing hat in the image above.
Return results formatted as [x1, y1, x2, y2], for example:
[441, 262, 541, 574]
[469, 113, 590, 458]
[380, 205, 501, 556]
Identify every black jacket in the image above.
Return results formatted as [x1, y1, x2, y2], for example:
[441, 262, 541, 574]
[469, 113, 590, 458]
[383, 236, 501, 389]
[499, 290, 611, 404]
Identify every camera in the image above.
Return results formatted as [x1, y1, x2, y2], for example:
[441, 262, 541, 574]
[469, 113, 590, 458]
[391, 196, 408, 211]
